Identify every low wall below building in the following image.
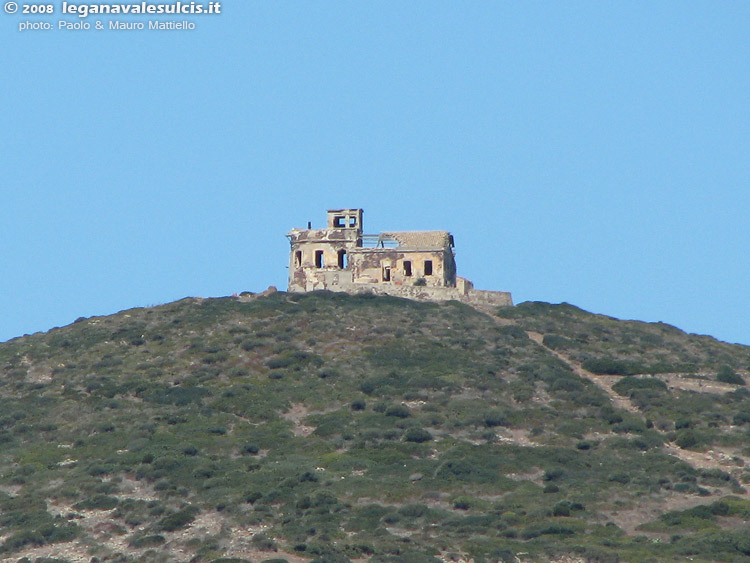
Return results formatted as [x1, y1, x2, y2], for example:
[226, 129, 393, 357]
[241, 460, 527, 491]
[462, 289, 514, 307]
[327, 282, 512, 308]
[288, 270, 512, 308]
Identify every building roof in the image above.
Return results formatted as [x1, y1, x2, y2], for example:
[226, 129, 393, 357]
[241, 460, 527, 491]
[380, 231, 453, 250]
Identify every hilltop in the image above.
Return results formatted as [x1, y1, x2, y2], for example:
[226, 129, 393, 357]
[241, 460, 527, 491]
[2, 292, 750, 563]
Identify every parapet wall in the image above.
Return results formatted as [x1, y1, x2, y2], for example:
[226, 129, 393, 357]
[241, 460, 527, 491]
[461, 289, 514, 308]
[287, 275, 512, 307]
[363, 285, 513, 307]
[287, 269, 512, 307]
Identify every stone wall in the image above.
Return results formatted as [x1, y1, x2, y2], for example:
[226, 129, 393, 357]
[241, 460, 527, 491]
[287, 276, 512, 308]
[349, 248, 454, 288]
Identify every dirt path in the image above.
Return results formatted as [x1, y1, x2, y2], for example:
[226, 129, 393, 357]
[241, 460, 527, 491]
[483, 317, 750, 492]
[524, 328, 750, 481]
[526, 331, 641, 415]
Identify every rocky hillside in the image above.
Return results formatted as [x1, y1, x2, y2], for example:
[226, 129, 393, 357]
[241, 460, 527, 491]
[2, 291, 750, 563]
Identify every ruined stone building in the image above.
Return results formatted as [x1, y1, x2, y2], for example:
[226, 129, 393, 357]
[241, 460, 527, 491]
[286, 209, 512, 307]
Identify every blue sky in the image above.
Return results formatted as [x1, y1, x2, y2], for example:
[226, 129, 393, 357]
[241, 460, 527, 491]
[2, 2, 749, 345]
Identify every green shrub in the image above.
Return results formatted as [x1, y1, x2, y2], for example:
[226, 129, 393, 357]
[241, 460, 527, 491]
[2, 529, 45, 551]
[73, 495, 119, 511]
[675, 417, 693, 429]
[483, 409, 510, 427]
[608, 472, 631, 484]
[404, 428, 432, 443]
[543, 468, 564, 481]
[717, 366, 745, 385]
[611, 419, 648, 434]
[542, 334, 574, 350]
[266, 356, 294, 370]
[157, 506, 199, 531]
[552, 500, 572, 516]
[385, 405, 410, 418]
[699, 469, 731, 486]
[452, 497, 472, 510]
[600, 407, 624, 424]
[582, 358, 645, 375]
[42, 524, 80, 544]
[129, 534, 166, 548]
[612, 376, 667, 396]
[397, 504, 429, 518]
[675, 430, 699, 449]
[252, 532, 278, 551]
[521, 524, 576, 539]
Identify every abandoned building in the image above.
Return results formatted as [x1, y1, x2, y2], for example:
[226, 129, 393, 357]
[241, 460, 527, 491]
[286, 209, 512, 307]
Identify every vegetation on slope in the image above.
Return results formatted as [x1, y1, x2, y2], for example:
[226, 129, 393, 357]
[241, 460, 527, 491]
[1, 293, 750, 562]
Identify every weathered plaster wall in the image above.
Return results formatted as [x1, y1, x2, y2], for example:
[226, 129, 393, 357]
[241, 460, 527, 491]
[287, 227, 360, 292]
[349, 248, 455, 287]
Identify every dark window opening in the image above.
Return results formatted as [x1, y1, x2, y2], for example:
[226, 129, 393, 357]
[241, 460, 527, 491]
[383, 266, 391, 282]
[334, 215, 358, 228]
[337, 249, 347, 269]
[424, 260, 433, 276]
[315, 250, 324, 268]
[404, 260, 412, 276]
[294, 251, 302, 267]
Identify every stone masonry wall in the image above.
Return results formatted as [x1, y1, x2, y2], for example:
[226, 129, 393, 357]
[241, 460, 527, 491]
[287, 275, 512, 308]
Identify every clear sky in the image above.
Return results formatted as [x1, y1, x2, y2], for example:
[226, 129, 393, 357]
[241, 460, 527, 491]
[2, 2, 749, 345]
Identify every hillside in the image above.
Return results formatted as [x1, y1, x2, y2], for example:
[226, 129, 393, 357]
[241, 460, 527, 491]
[2, 291, 750, 563]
